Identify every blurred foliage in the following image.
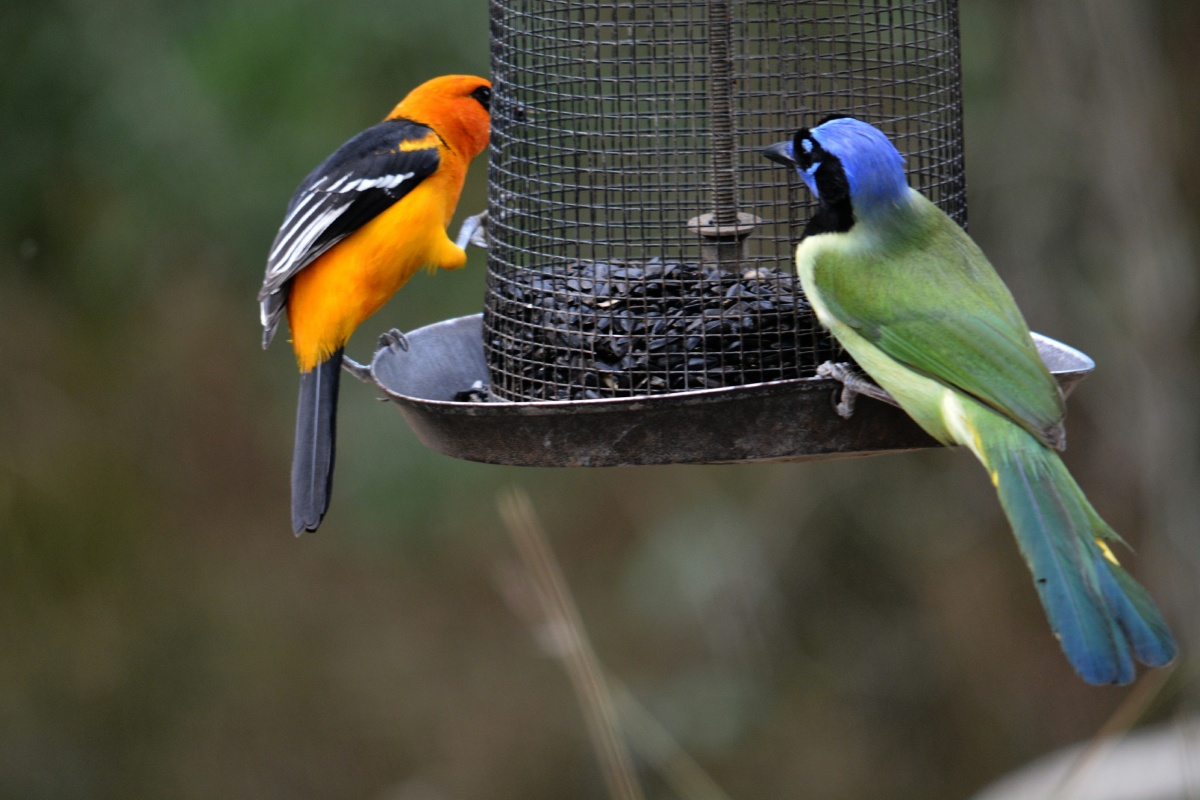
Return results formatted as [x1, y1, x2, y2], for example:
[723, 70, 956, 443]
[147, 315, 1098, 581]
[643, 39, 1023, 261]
[2, 0, 1198, 798]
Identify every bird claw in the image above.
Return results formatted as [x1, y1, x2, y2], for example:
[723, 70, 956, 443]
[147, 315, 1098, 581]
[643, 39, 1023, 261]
[816, 361, 897, 419]
[454, 211, 488, 250]
[378, 328, 410, 353]
[341, 356, 372, 383]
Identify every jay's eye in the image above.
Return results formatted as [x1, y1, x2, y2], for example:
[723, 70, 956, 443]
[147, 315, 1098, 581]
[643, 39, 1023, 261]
[792, 129, 818, 169]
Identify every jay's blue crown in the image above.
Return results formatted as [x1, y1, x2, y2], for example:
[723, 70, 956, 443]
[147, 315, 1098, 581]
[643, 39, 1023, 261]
[764, 117, 910, 225]
[802, 117, 908, 213]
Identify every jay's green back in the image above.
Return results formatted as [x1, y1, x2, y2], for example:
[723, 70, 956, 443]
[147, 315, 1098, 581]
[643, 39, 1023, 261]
[807, 191, 1066, 450]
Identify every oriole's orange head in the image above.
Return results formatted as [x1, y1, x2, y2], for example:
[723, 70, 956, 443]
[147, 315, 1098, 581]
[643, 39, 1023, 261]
[389, 75, 492, 161]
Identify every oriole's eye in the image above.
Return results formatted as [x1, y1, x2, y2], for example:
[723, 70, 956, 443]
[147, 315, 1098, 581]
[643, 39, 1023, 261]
[470, 86, 492, 111]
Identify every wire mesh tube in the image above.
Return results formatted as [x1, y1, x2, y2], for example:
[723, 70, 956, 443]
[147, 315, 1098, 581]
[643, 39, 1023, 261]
[484, 0, 965, 402]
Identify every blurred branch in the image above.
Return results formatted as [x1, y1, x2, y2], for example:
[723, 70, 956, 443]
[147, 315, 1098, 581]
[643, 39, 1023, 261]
[1052, 663, 1178, 797]
[496, 487, 645, 800]
[607, 679, 735, 800]
[497, 487, 735, 800]
[972, 714, 1200, 800]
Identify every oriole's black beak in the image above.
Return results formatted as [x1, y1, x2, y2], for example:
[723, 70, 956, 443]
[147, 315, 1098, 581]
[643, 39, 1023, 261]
[762, 141, 796, 168]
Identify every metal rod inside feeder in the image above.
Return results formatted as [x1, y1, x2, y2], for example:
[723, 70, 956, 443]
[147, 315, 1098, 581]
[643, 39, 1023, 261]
[688, 0, 761, 269]
[709, 0, 737, 228]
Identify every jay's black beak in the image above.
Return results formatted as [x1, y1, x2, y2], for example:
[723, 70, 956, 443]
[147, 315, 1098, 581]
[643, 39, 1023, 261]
[762, 141, 796, 168]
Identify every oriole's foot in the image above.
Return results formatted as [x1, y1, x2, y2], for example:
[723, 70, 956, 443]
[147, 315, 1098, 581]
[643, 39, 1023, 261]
[454, 211, 488, 250]
[378, 328, 410, 353]
[816, 361, 897, 419]
[341, 356, 372, 383]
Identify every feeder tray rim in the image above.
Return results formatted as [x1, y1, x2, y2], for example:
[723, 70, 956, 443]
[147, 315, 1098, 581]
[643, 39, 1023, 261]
[365, 314, 847, 410]
[379, 367, 837, 412]
[364, 313, 1094, 411]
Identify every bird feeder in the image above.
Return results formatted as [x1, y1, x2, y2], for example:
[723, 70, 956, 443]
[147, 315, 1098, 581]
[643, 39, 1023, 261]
[353, 0, 1095, 466]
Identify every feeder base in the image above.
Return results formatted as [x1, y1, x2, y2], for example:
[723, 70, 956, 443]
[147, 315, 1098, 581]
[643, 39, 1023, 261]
[358, 314, 1094, 468]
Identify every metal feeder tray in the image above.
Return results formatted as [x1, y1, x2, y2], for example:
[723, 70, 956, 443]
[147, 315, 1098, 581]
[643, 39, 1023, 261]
[352, 313, 1095, 468]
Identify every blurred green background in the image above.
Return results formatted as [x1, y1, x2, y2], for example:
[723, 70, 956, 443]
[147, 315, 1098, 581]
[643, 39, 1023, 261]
[2, 0, 1198, 798]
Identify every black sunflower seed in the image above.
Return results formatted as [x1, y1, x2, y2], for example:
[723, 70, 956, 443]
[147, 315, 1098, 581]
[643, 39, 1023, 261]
[483, 260, 844, 401]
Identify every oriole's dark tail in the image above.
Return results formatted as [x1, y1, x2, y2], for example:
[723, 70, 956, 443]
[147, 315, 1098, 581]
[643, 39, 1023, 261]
[292, 348, 341, 534]
[977, 417, 1176, 684]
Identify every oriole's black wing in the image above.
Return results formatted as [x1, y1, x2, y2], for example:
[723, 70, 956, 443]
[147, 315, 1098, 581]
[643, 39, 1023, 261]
[258, 118, 441, 347]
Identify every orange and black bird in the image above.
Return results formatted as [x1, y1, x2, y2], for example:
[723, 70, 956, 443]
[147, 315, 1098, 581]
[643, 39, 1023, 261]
[258, 74, 492, 534]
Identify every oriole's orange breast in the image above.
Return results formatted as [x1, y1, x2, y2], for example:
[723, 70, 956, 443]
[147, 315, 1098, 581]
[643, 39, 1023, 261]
[287, 149, 469, 373]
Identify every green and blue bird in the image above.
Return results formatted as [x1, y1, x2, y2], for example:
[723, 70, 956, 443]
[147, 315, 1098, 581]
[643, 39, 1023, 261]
[763, 116, 1175, 685]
